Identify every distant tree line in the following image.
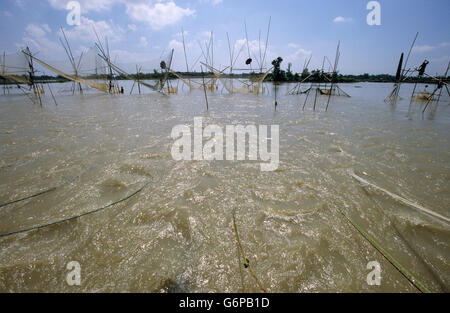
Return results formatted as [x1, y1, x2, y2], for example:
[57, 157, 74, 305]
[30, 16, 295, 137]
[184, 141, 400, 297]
[1, 55, 448, 85]
[265, 56, 448, 83]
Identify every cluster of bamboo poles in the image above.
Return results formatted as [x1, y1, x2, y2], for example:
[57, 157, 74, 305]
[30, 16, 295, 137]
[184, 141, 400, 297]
[287, 41, 351, 112]
[172, 18, 273, 96]
[1, 25, 178, 106]
[385, 32, 450, 113]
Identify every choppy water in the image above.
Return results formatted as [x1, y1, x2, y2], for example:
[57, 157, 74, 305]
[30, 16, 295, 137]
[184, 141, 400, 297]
[0, 81, 449, 292]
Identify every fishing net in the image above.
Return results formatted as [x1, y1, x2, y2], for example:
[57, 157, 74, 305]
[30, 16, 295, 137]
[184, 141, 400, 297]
[77, 47, 108, 79]
[138, 49, 174, 76]
[27, 46, 110, 93]
[218, 72, 270, 95]
[31, 54, 109, 93]
[0, 51, 30, 85]
[99, 49, 175, 92]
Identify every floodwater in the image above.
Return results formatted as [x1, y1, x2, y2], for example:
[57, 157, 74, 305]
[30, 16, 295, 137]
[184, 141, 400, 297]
[0, 81, 449, 293]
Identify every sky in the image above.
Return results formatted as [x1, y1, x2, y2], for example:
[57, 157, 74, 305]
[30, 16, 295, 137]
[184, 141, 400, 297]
[0, 0, 449, 75]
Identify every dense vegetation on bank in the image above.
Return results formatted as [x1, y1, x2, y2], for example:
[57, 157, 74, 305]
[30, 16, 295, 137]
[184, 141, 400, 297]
[0, 56, 447, 85]
[1, 72, 445, 85]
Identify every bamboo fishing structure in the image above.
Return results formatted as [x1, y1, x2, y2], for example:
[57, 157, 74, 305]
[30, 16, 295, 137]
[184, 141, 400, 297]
[130, 65, 143, 94]
[93, 28, 121, 94]
[420, 64, 450, 113]
[60, 28, 83, 94]
[23, 49, 110, 93]
[23, 47, 44, 106]
[215, 17, 272, 95]
[21, 29, 114, 95]
[385, 32, 419, 102]
[287, 54, 313, 95]
[161, 49, 177, 94]
[295, 42, 350, 111]
[384, 32, 450, 114]
[0, 50, 37, 102]
[168, 30, 217, 92]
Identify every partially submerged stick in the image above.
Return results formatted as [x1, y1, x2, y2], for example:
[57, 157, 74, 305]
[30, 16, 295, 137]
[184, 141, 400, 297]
[350, 171, 450, 224]
[201, 65, 209, 111]
[233, 207, 267, 293]
[336, 207, 431, 293]
[47, 83, 58, 106]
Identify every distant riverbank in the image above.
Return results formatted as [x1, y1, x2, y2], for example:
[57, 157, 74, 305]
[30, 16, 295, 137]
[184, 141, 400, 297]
[1, 72, 447, 85]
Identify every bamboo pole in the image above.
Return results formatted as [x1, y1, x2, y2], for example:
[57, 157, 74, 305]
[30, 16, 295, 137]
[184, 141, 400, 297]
[402, 32, 419, 77]
[395, 32, 419, 99]
[2, 51, 5, 95]
[137, 65, 141, 94]
[262, 16, 271, 72]
[313, 85, 318, 111]
[274, 82, 278, 109]
[25, 47, 42, 106]
[258, 29, 262, 73]
[244, 21, 252, 72]
[201, 65, 209, 111]
[422, 86, 439, 114]
[302, 86, 311, 110]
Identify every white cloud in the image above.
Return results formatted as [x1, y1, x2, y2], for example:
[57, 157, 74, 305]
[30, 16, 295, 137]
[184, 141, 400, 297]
[19, 24, 63, 60]
[108, 49, 166, 72]
[62, 17, 125, 43]
[14, 0, 25, 9]
[172, 30, 189, 38]
[25, 24, 49, 39]
[110, 49, 142, 63]
[234, 38, 268, 57]
[128, 24, 137, 32]
[229, 38, 276, 70]
[42, 24, 52, 33]
[413, 45, 436, 53]
[169, 39, 183, 50]
[1, 10, 12, 17]
[333, 16, 352, 23]
[199, 31, 213, 38]
[139, 36, 148, 47]
[285, 47, 312, 67]
[126, 1, 195, 30]
[199, 0, 223, 5]
[413, 42, 450, 53]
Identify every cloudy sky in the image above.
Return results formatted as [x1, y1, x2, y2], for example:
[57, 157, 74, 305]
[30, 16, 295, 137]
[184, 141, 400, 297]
[0, 0, 449, 75]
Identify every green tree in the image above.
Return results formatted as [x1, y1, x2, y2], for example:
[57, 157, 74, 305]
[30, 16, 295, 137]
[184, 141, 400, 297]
[271, 57, 284, 82]
[286, 62, 294, 81]
[301, 68, 310, 79]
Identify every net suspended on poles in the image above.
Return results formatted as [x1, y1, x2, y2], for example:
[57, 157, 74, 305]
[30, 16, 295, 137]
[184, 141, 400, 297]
[0, 51, 31, 85]
[75, 47, 108, 81]
[98, 53, 160, 92]
[154, 48, 175, 92]
[22, 48, 110, 93]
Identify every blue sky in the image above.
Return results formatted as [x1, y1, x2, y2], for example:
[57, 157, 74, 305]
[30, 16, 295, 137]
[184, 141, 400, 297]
[0, 0, 449, 75]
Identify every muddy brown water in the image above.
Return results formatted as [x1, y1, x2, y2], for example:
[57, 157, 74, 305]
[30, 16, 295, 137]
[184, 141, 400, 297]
[0, 81, 448, 292]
